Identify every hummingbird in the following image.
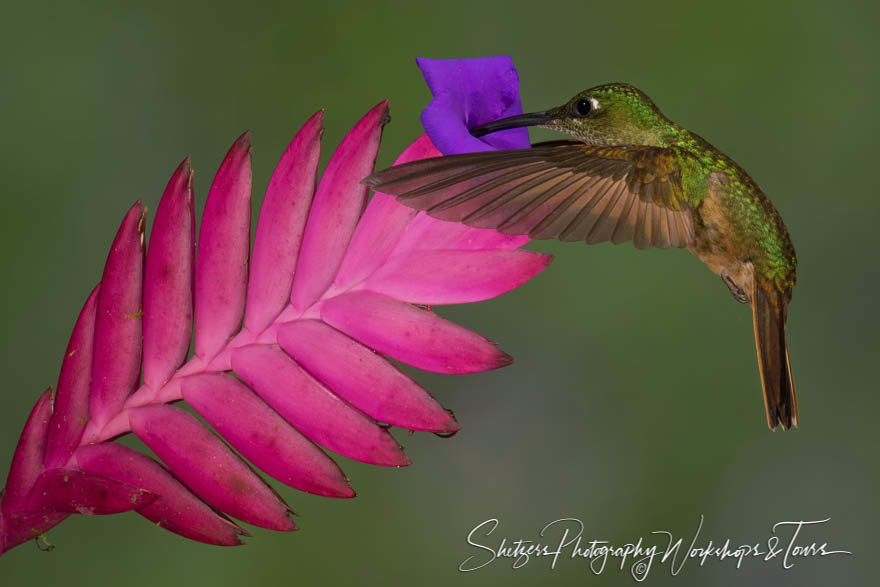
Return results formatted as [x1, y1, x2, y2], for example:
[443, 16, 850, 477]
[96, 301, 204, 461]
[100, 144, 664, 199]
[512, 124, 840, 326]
[365, 83, 798, 430]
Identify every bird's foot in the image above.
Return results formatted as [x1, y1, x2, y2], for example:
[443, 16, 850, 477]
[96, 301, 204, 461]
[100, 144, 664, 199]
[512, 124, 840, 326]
[721, 268, 749, 303]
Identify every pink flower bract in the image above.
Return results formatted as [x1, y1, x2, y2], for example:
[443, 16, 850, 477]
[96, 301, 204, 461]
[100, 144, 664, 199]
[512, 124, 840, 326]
[0, 100, 551, 554]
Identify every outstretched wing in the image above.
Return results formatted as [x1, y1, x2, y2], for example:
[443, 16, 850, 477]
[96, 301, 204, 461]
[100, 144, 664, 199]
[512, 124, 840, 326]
[365, 140, 695, 249]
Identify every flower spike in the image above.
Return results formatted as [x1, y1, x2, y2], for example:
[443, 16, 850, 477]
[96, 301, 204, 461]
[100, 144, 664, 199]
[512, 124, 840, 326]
[1, 55, 550, 555]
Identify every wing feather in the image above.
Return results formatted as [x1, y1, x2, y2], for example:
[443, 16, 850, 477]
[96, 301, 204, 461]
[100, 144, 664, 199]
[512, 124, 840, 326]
[428, 166, 558, 221]
[497, 173, 584, 234]
[633, 199, 651, 249]
[557, 177, 619, 242]
[584, 180, 631, 244]
[464, 170, 574, 228]
[610, 190, 641, 245]
[365, 141, 695, 249]
[653, 205, 665, 247]
[530, 177, 607, 239]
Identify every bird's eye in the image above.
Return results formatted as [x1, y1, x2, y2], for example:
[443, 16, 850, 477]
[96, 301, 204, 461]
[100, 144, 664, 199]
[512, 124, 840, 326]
[574, 97, 593, 117]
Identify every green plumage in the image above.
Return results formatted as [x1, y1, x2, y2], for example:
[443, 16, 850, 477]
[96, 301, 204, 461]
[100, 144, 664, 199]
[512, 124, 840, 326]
[545, 82, 796, 292]
[675, 136, 797, 291]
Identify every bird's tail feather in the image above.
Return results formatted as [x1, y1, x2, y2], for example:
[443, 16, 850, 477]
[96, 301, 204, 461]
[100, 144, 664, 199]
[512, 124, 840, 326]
[751, 283, 798, 430]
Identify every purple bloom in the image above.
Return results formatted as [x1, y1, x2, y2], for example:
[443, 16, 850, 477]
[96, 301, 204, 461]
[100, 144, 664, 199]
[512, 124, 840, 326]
[417, 56, 531, 154]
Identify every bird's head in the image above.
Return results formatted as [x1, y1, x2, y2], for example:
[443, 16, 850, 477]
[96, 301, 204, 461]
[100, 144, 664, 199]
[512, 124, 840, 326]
[471, 83, 676, 147]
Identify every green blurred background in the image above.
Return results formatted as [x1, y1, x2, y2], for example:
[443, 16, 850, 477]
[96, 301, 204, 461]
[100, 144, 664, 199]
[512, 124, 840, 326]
[1, 1, 876, 584]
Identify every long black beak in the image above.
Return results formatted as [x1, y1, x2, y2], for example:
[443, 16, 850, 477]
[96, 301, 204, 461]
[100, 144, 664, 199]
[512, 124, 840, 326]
[469, 111, 555, 138]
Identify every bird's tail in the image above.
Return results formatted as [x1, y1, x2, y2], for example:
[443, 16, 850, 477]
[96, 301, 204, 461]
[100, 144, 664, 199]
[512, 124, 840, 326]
[751, 282, 798, 430]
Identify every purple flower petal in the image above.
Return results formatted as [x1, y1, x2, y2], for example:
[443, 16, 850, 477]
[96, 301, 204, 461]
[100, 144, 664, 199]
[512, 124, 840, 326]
[290, 102, 388, 311]
[182, 373, 354, 498]
[75, 443, 246, 546]
[45, 286, 99, 468]
[410, 56, 537, 253]
[25, 468, 157, 515]
[231, 344, 409, 467]
[143, 158, 195, 389]
[89, 202, 144, 429]
[246, 112, 323, 332]
[277, 320, 458, 434]
[365, 249, 551, 305]
[335, 133, 439, 289]
[195, 132, 252, 361]
[2, 389, 52, 510]
[321, 291, 512, 374]
[129, 404, 295, 531]
[417, 56, 531, 155]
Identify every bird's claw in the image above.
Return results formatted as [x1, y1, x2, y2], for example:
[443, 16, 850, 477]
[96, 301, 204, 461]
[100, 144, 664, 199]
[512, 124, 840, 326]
[721, 268, 749, 303]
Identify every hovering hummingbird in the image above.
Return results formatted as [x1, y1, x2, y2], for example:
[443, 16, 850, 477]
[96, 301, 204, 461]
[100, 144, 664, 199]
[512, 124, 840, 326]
[365, 83, 798, 430]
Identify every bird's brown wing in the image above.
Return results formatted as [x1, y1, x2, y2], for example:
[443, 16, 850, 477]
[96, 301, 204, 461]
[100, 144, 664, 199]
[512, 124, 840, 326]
[365, 140, 695, 249]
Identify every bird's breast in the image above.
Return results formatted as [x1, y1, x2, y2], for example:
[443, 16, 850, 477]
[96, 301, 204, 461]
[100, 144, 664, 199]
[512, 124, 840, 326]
[689, 172, 754, 290]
